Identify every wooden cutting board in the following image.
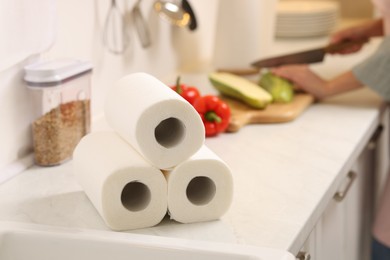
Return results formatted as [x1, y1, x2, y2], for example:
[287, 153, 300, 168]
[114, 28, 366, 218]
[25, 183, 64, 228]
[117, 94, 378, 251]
[220, 93, 314, 132]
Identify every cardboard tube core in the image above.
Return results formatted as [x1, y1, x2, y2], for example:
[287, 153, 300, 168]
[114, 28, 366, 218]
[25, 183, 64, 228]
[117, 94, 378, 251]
[121, 181, 151, 212]
[186, 176, 216, 205]
[155, 117, 186, 148]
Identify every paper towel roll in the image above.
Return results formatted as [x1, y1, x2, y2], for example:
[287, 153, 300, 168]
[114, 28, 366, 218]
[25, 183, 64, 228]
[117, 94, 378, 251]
[213, 0, 277, 70]
[164, 145, 233, 223]
[73, 131, 167, 231]
[105, 72, 205, 170]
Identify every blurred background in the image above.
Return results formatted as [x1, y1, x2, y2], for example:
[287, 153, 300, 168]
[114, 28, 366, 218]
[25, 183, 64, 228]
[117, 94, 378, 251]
[0, 0, 379, 175]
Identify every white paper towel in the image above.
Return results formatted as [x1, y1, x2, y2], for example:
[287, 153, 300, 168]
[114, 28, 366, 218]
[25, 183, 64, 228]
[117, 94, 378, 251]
[105, 72, 205, 170]
[73, 131, 168, 231]
[164, 145, 233, 223]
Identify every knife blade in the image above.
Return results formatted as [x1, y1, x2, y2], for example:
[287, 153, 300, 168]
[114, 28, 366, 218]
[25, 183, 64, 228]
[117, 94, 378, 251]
[251, 39, 367, 68]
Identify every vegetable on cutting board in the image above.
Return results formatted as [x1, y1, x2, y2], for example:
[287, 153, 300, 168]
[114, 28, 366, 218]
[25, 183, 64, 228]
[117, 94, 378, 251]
[209, 72, 272, 109]
[170, 76, 201, 105]
[258, 72, 294, 103]
[193, 95, 231, 137]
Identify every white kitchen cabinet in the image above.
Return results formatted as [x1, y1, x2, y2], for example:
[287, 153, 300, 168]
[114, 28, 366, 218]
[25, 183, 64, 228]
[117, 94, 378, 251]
[316, 192, 347, 260]
[297, 151, 374, 260]
[296, 112, 388, 260]
[374, 109, 390, 210]
[297, 228, 317, 260]
[345, 143, 375, 260]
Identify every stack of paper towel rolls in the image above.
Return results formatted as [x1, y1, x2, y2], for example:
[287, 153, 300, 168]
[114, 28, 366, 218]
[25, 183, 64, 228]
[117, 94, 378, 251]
[73, 73, 234, 231]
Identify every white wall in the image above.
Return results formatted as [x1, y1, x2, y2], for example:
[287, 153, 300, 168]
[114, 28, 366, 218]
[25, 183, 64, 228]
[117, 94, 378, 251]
[0, 0, 220, 172]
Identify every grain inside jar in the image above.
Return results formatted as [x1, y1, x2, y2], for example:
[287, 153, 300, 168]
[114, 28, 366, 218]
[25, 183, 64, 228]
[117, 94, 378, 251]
[32, 100, 91, 166]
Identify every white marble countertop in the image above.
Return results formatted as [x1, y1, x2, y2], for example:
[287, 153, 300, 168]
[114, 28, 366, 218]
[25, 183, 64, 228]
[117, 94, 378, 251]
[0, 38, 386, 255]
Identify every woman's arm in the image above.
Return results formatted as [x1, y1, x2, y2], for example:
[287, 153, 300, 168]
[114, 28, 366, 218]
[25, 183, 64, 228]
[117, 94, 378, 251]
[271, 65, 364, 100]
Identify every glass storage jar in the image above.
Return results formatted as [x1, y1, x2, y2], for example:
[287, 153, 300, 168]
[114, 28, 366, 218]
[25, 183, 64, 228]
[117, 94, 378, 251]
[24, 59, 93, 166]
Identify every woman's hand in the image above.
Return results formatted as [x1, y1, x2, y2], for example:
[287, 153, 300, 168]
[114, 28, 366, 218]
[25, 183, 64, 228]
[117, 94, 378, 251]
[271, 65, 328, 99]
[271, 66, 364, 100]
[329, 19, 383, 54]
[372, 0, 390, 16]
[371, 0, 390, 34]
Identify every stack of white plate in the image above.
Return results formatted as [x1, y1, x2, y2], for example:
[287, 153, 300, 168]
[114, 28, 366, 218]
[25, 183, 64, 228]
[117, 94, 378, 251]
[275, 0, 340, 38]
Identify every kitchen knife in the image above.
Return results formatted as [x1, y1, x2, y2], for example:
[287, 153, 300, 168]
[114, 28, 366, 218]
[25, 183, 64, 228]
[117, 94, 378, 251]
[251, 39, 367, 68]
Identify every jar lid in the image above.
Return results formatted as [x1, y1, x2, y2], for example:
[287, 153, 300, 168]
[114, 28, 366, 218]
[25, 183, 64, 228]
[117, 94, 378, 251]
[24, 59, 93, 87]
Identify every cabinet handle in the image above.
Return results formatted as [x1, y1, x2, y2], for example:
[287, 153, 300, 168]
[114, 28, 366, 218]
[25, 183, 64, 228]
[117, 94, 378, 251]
[368, 125, 383, 150]
[334, 171, 357, 202]
[296, 251, 311, 260]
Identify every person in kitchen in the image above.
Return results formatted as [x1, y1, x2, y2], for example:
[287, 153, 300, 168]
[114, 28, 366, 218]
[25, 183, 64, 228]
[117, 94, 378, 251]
[271, 1, 390, 259]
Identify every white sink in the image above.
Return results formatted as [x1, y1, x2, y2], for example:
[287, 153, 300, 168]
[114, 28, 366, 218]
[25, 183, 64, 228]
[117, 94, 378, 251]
[0, 222, 294, 260]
